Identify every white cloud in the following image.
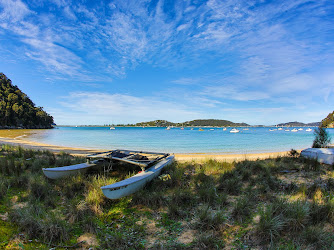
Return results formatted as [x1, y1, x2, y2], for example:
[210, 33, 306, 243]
[57, 92, 200, 124]
[0, 0, 32, 22]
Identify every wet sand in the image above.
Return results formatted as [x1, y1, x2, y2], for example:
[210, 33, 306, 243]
[0, 129, 292, 162]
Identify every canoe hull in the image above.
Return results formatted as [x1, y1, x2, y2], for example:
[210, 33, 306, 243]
[301, 148, 334, 165]
[42, 162, 96, 179]
[101, 155, 175, 199]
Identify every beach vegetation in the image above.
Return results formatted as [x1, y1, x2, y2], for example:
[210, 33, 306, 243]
[1, 144, 334, 248]
[312, 126, 331, 148]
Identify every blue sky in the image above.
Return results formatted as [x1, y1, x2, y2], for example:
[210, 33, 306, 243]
[0, 0, 333, 125]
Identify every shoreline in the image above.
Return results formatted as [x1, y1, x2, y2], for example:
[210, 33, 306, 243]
[0, 135, 292, 162]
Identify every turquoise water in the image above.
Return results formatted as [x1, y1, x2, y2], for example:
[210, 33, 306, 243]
[26, 126, 334, 154]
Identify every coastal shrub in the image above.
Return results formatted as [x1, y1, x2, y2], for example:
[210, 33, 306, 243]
[231, 196, 253, 223]
[131, 189, 167, 208]
[9, 171, 29, 189]
[167, 189, 196, 218]
[256, 205, 285, 243]
[9, 201, 46, 235]
[57, 174, 86, 199]
[170, 189, 196, 208]
[302, 226, 334, 248]
[326, 195, 334, 223]
[41, 213, 71, 244]
[98, 220, 146, 250]
[312, 126, 331, 148]
[285, 201, 310, 232]
[31, 156, 49, 172]
[0, 177, 10, 200]
[217, 173, 241, 195]
[0, 157, 9, 175]
[309, 202, 328, 224]
[193, 232, 225, 249]
[168, 164, 188, 188]
[55, 151, 73, 166]
[27, 174, 58, 207]
[288, 149, 299, 158]
[10, 204, 70, 244]
[194, 206, 226, 230]
[85, 175, 115, 208]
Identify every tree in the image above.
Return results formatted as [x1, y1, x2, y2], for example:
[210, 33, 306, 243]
[0, 72, 54, 128]
[312, 126, 331, 148]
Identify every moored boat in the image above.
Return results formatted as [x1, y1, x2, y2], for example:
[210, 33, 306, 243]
[230, 128, 240, 133]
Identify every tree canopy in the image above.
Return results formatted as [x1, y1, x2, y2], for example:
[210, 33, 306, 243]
[321, 111, 334, 128]
[0, 73, 54, 129]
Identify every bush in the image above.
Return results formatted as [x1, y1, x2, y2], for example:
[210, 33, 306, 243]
[256, 205, 285, 243]
[312, 127, 331, 148]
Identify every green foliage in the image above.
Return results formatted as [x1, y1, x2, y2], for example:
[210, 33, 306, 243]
[312, 126, 331, 148]
[0, 73, 54, 128]
[321, 110, 334, 128]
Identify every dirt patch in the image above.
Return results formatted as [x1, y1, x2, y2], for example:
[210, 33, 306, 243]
[77, 233, 99, 248]
[0, 212, 8, 221]
[145, 220, 160, 248]
[178, 229, 196, 244]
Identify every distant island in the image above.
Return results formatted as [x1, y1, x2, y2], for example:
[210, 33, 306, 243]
[0, 73, 54, 129]
[276, 121, 320, 127]
[92, 119, 320, 128]
[132, 119, 249, 127]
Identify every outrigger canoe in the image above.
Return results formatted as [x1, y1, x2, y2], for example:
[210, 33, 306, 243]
[101, 155, 174, 199]
[42, 161, 98, 179]
[42, 149, 174, 198]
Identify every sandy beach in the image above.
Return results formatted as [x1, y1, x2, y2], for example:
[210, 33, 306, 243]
[0, 129, 291, 162]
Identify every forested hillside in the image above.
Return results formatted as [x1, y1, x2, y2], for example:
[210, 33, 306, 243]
[134, 119, 249, 127]
[322, 111, 334, 128]
[0, 73, 54, 129]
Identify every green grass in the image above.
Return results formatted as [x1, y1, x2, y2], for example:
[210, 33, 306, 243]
[1, 144, 334, 248]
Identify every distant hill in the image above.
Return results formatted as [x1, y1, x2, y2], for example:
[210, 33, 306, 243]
[134, 119, 249, 127]
[321, 111, 334, 128]
[184, 119, 249, 127]
[277, 121, 320, 127]
[0, 73, 54, 129]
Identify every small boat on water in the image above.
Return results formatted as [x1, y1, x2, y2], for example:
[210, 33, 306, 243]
[223, 128, 227, 131]
[166, 126, 171, 130]
[43, 150, 174, 199]
[110, 127, 116, 130]
[291, 128, 298, 132]
[298, 128, 303, 131]
[278, 128, 283, 130]
[306, 128, 312, 132]
[230, 128, 240, 133]
[199, 128, 204, 131]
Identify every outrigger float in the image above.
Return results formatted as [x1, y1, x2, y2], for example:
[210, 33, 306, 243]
[42, 150, 175, 199]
